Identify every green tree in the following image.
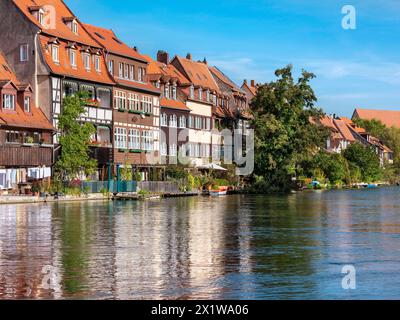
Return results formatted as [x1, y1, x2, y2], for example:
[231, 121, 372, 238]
[250, 65, 329, 192]
[343, 142, 382, 183]
[55, 92, 97, 180]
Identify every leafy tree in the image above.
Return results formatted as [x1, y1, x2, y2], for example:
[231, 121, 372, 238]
[353, 118, 387, 139]
[343, 142, 382, 183]
[250, 65, 329, 192]
[55, 92, 97, 180]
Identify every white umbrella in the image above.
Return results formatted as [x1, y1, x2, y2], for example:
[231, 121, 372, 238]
[197, 163, 228, 171]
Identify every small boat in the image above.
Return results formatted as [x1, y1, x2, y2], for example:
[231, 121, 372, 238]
[367, 184, 378, 188]
[210, 186, 228, 196]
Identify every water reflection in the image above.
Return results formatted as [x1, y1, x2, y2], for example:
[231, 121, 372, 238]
[1, 188, 400, 299]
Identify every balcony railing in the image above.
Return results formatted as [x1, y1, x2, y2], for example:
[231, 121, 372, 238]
[0, 145, 53, 166]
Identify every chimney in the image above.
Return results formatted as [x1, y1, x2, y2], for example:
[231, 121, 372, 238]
[133, 46, 138, 52]
[157, 50, 169, 64]
[251, 80, 255, 87]
[243, 79, 248, 85]
[186, 53, 192, 60]
[203, 57, 208, 65]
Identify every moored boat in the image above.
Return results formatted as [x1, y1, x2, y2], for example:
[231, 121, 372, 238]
[210, 186, 228, 196]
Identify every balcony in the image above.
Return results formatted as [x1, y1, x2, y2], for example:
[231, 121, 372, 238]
[0, 145, 53, 166]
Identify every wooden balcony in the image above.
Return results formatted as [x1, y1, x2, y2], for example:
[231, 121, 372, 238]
[0, 145, 53, 167]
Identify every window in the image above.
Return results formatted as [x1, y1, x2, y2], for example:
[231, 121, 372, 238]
[206, 90, 210, 102]
[141, 131, 153, 151]
[97, 88, 111, 108]
[128, 93, 140, 111]
[95, 56, 101, 72]
[188, 116, 194, 128]
[114, 127, 127, 149]
[169, 143, 177, 156]
[198, 87, 203, 100]
[20, 44, 29, 62]
[155, 81, 161, 88]
[190, 85, 194, 99]
[2, 94, 15, 110]
[164, 84, 170, 99]
[108, 60, 114, 75]
[128, 129, 141, 150]
[206, 118, 211, 130]
[80, 84, 95, 99]
[83, 53, 90, 70]
[169, 114, 177, 127]
[161, 113, 168, 126]
[6, 131, 23, 144]
[69, 49, 76, 67]
[63, 81, 78, 98]
[114, 91, 127, 109]
[118, 63, 123, 78]
[161, 142, 168, 156]
[179, 115, 186, 128]
[172, 85, 177, 100]
[130, 65, 135, 80]
[24, 96, 31, 112]
[52, 45, 59, 63]
[72, 21, 78, 34]
[195, 117, 202, 129]
[138, 67, 145, 82]
[124, 64, 129, 79]
[142, 96, 153, 114]
[38, 10, 44, 25]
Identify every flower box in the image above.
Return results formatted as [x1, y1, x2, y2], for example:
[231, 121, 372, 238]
[129, 149, 143, 154]
[128, 110, 143, 115]
[118, 108, 127, 113]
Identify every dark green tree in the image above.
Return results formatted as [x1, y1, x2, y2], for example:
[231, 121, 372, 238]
[55, 92, 97, 180]
[343, 142, 382, 183]
[250, 65, 328, 192]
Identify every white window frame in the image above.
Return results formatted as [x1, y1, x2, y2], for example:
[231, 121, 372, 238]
[172, 85, 177, 100]
[190, 85, 194, 99]
[20, 44, 29, 62]
[128, 129, 141, 150]
[141, 131, 153, 151]
[108, 60, 114, 75]
[52, 45, 59, 63]
[142, 96, 153, 114]
[118, 63, 123, 78]
[130, 65, 135, 81]
[83, 53, 91, 71]
[114, 91, 127, 109]
[128, 93, 140, 111]
[24, 96, 31, 112]
[2, 94, 15, 110]
[124, 64, 129, 79]
[69, 49, 76, 67]
[169, 143, 177, 156]
[169, 114, 177, 128]
[161, 113, 168, 126]
[164, 84, 170, 99]
[161, 142, 168, 156]
[95, 56, 101, 72]
[179, 115, 186, 128]
[114, 127, 127, 149]
[199, 87, 203, 100]
[72, 20, 78, 34]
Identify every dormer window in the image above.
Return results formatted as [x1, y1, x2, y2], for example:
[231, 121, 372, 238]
[2, 94, 15, 110]
[69, 49, 76, 67]
[190, 85, 194, 99]
[38, 10, 45, 25]
[198, 87, 203, 101]
[206, 89, 210, 102]
[83, 53, 91, 70]
[94, 56, 101, 72]
[72, 21, 78, 34]
[52, 45, 59, 63]
[24, 96, 31, 112]
[164, 84, 170, 99]
[172, 85, 177, 100]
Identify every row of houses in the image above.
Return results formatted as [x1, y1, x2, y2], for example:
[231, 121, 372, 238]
[0, 0, 258, 190]
[315, 114, 394, 166]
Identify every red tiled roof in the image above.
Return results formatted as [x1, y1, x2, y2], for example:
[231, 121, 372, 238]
[173, 56, 219, 92]
[83, 23, 147, 62]
[13, 0, 99, 47]
[159, 98, 190, 111]
[39, 35, 114, 85]
[144, 55, 190, 85]
[333, 119, 356, 142]
[353, 108, 400, 128]
[209, 66, 243, 93]
[0, 50, 53, 130]
[242, 81, 257, 96]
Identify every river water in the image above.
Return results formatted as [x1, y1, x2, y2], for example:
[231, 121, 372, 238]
[1, 187, 400, 300]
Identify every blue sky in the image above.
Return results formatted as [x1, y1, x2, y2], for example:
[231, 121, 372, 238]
[66, 0, 400, 117]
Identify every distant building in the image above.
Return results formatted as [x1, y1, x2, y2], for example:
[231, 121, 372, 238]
[241, 79, 258, 101]
[0, 49, 54, 191]
[352, 108, 400, 128]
